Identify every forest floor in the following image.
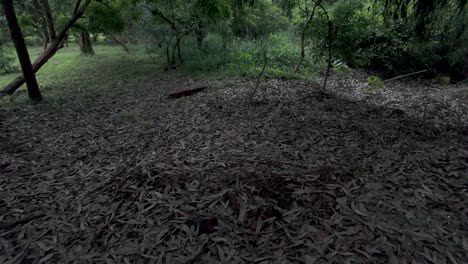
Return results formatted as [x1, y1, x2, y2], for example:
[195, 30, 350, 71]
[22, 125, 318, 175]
[0, 46, 467, 263]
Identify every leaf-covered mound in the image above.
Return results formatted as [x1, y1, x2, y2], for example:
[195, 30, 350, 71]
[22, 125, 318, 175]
[1, 76, 467, 263]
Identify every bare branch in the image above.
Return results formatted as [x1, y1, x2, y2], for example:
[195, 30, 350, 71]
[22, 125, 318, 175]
[37, 0, 56, 41]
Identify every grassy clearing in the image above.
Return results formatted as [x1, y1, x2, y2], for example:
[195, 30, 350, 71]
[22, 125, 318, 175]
[0, 40, 323, 109]
[0, 45, 160, 105]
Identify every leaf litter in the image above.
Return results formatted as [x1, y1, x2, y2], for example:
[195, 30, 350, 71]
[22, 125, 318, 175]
[0, 71, 467, 263]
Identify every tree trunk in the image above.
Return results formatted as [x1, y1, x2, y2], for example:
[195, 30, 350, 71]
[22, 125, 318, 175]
[322, 20, 333, 90]
[197, 35, 204, 50]
[1, 0, 42, 101]
[166, 41, 171, 64]
[0, 0, 93, 96]
[42, 31, 49, 50]
[293, 30, 307, 74]
[79, 31, 94, 56]
[195, 24, 205, 50]
[171, 37, 178, 64]
[108, 34, 130, 53]
[62, 34, 69, 48]
[32, 0, 52, 50]
[37, 0, 56, 42]
[177, 37, 183, 63]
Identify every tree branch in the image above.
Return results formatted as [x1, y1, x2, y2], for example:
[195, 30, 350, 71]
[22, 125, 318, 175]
[73, 0, 83, 15]
[37, 0, 56, 41]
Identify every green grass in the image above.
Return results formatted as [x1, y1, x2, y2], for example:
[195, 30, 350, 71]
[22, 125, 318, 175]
[1, 45, 139, 86]
[0, 40, 322, 106]
[0, 44, 161, 105]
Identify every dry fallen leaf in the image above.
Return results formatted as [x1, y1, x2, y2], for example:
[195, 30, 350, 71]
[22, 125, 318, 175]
[351, 202, 369, 217]
[1, 72, 466, 263]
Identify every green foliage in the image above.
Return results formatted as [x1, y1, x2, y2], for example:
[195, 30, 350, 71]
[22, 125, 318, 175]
[2, 0, 465, 86]
[176, 32, 319, 79]
[380, 0, 467, 38]
[323, 1, 377, 67]
[85, 2, 126, 34]
[0, 27, 17, 75]
[0, 46, 17, 75]
[231, 0, 288, 38]
[232, 32, 319, 78]
[374, 0, 468, 79]
[181, 34, 227, 72]
[366, 75, 384, 92]
[332, 59, 351, 73]
[308, 0, 467, 78]
[193, 0, 232, 21]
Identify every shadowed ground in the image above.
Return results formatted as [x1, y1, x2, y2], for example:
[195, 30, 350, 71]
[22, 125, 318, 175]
[0, 47, 467, 263]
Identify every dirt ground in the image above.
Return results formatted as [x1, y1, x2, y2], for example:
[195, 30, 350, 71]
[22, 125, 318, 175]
[1, 72, 467, 263]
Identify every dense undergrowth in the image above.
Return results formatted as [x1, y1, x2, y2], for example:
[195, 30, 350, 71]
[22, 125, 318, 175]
[150, 33, 324, 79]
[1, 0, 466, 85]
[133, 0, 466, 82]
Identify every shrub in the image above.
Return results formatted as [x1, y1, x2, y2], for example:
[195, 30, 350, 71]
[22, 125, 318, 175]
[175, 32, 320, 79]
[181, 34, 227, 73]
[310, 0, 467, 79]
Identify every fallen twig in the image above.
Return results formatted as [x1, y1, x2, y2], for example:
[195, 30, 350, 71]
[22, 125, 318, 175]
[384, 70, 428, 82]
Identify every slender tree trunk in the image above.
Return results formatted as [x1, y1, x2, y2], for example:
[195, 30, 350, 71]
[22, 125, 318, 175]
[176, 37, 182, 63]
[79, 31, 94, 56]
[292, 3, 319, 74]
[197, 35, 204, 50]
[311, 0, 332, 90]
[1, 0, 42, 101]
[293, 30, 307, 74]
[64, 36, 69, 48]
[108, 34, 130, 53]
[322, 20, 333, 90]
[32, 0, 51, 50]
[42, 31, 49, 50]
[249, 39, 268, 103]
[222, 35, 228, 64]
[37, 0, 56, 41]
[166, 41, 171, 64]
[195, 24, 205, 50]
[171, 37, 178, 64]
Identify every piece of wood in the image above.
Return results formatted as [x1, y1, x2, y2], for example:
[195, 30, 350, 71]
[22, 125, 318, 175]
[168, 85, 206, 99]
[385, 69, 428, 82]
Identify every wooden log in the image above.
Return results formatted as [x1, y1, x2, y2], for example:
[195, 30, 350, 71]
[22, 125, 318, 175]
[168, 85, 206, 99]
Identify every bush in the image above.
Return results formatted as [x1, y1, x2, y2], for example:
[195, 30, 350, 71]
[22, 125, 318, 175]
[181, 34, 227, 73]
[174, 32, 320, 79]
[229, 32, 320, 78]
[310, 0, 467, 79]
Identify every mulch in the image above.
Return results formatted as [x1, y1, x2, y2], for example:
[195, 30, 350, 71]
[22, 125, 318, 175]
[0, 74, 467, 263]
